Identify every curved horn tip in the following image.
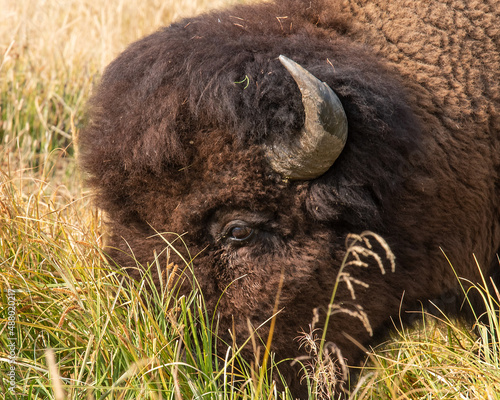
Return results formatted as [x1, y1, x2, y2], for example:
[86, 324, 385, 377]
[278, 55, 307, 79]
[267, 55, 348, 180]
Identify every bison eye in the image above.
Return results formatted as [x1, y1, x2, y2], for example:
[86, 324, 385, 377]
[223, 221, 254, 243]
[230, 226, 253, 241]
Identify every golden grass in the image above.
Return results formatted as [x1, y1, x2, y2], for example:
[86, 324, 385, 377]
[2, 0, 238, 72]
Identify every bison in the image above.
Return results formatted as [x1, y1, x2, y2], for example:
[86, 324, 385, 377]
[79, 0, 500, 395]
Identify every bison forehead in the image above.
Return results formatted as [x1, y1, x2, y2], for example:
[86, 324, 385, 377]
[83, 0, 418, 179]
[141, 144, 305, 234]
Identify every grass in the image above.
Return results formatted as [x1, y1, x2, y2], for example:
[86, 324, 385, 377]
[1, 0, 500, 398]
[354, 284, 500, 399]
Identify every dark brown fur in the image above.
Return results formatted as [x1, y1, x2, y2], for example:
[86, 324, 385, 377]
[79, 0, 500, 395]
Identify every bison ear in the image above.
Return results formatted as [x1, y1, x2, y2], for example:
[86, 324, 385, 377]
[265, 55, 348, 180]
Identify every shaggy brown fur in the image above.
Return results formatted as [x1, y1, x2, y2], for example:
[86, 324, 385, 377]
[79, 0, 500, 396]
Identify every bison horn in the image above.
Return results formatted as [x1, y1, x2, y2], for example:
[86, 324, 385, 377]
[266, 55, 348, 180]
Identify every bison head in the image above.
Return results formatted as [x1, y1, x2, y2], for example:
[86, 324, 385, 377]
[79, 0, 500, 394]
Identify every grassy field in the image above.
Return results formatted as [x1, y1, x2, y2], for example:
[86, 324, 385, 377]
[1, 0, 500, 398]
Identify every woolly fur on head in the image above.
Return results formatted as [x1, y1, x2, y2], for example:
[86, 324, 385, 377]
[79, 0, 500, 395]
[80, 0, 421, 227]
